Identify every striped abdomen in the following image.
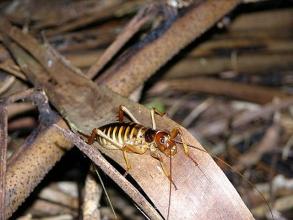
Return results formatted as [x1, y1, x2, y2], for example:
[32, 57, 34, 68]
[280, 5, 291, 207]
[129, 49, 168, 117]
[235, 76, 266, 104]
[97, 122, 149, 148]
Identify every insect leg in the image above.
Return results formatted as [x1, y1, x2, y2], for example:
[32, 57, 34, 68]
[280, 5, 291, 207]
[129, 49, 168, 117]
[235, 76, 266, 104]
[118, 105, 140, 124]
[150, 108, 165, 130]
[170, 127, 198, 166]
[92, 129, 133, 171]
[121, 144, 148, 176]
[86, 128, 98, 145]
[122, 150, 131, 174]
[122, 144, 148, 155]
[150, 152, 177, 190]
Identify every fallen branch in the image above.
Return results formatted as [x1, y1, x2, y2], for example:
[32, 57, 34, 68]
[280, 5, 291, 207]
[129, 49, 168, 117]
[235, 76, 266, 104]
[0, 104, 8, 220]
[150, 77, 291, 104]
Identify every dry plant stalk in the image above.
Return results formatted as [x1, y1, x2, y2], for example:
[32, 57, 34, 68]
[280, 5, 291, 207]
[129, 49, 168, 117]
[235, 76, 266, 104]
[0, 105, 8, 220]
[150, 77, 291, 104]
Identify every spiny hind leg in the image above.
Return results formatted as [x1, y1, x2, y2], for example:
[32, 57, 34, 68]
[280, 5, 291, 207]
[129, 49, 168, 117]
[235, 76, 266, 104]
[118, 105, 140, 124]
[150, 151, 177, 190]
[150, 108, 165, 130]
[170, 127, 198, 166]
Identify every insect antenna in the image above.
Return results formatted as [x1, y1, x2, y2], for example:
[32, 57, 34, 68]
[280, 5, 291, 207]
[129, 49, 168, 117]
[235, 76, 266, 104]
[93, 165, 117, 219]
[175, 141, 275, 220]
[174, 140, 210, 182]
[166, 149, 172, 220]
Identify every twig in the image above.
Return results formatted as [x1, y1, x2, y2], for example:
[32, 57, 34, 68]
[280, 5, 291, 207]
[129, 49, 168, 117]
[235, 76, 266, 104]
[162, 53, 293, 79]
[0, 60, 27, 80]
[0, 75, 15, 95]
[38, 184, 78, 211]
[232, 98, 293, 128]
[44, 1, 140, 37]
[87, 4, 157, 78]
[8, 117, 36, 130]
[150, 77, 291, 104]
[0, 104, 8, 220]
[7, 103, 34, 119]
[182, 98, 214, 127]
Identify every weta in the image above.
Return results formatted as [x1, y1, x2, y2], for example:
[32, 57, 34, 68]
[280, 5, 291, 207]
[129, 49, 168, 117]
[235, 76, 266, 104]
[84, 105, 198, 189]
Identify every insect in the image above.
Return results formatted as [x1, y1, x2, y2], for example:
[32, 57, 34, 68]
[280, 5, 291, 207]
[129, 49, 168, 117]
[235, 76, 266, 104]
[84, 105, 198, 189]
[83, 105, 274, 220]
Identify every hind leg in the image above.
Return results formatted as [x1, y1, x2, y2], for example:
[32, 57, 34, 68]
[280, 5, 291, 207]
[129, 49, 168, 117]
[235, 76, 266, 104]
[121, 144, 148, 176]
[118, 105, 140, 124]
[150, 108, 165, 130]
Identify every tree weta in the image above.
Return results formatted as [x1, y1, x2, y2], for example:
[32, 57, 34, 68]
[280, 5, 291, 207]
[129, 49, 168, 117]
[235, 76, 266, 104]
[82, 105, 274, 220]
[84, 105, 199, 189]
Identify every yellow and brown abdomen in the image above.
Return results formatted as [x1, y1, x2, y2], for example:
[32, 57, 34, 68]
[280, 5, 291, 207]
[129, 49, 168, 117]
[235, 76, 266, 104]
[97, 122, 148, 148]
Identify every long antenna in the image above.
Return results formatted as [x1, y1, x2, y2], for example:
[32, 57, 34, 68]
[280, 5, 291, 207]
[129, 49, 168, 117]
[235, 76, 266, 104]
[166, 150, 172, 220]
[175, 140, 274, 220]
[94, 165, 117, 219]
